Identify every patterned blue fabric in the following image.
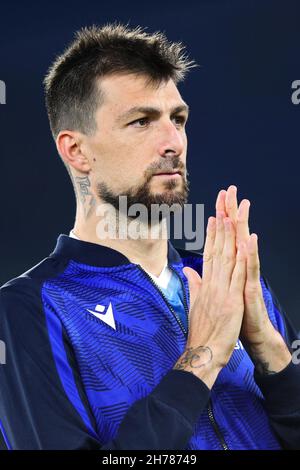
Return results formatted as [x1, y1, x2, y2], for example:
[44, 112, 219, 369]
[41, 246, 283, 449]
[150, 268, 188, 332]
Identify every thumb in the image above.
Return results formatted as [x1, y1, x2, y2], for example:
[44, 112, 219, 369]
[182, 266, 202, 310]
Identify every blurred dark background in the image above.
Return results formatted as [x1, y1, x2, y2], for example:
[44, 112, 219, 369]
[0, 0, 299, 329]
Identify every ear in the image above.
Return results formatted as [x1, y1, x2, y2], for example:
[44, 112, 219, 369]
[56, 130, 91, 173]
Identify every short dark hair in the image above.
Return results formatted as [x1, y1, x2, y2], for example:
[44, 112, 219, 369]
[43, 22, 197, 140]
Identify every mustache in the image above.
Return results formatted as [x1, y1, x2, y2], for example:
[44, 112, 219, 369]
[151, 164, 185, 176]
[145, 156, 186, 179]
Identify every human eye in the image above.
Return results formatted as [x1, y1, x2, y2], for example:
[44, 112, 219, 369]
[128, 117, 150, 128]
[172, 115, 187, 127]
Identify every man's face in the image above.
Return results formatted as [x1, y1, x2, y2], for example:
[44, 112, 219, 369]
[83, 73, 189, 215]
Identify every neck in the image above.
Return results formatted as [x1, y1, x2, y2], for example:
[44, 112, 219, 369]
[72, 205, 169, 277]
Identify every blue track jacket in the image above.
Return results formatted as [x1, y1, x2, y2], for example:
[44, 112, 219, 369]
[0, 234, 300, 450]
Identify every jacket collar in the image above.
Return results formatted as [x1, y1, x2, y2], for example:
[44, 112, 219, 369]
[50, 234, 183, 267]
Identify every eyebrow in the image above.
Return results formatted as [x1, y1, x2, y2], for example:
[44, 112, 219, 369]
[116, 104, 190, 124]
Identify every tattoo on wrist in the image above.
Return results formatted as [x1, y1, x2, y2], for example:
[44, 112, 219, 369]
[75, 176, 96, 218]
[174, 346, 213, 373]
[254, 360, 276, 375]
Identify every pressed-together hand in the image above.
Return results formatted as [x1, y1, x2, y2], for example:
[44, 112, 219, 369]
[215, 186, 271, 343]
[215, 185, 291, 375]
[174, 186, 291, 388]
[174, 209, 248, 388]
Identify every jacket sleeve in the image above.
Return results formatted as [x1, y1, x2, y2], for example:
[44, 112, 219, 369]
[102, 370, 210, 450]
[253, 276, 300, 449]
[0, 282, 210, 450]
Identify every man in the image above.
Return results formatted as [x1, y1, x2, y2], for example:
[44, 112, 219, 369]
[0, 23, 299, 450]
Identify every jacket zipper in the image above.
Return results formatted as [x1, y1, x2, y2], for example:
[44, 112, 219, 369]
[137, 263, 229, 450]
[137, 264, 188, 336]
[207, 399, 229, 450]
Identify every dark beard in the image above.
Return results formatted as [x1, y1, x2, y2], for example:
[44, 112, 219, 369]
[96, 160, 189, 225]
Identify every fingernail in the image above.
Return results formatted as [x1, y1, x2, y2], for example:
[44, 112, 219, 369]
[252, 233, 258, 246]
[207, 217, 216, 230]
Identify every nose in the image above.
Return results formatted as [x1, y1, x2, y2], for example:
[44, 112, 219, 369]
[157, 119, 185, 158]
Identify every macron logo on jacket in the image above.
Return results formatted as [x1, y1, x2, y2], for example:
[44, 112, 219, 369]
[87, 302, 116, 330]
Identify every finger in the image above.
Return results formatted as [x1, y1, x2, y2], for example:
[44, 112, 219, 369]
[214, 212, 226, 255]
[219, 217, 236, 292]
[183, 266, 202, 310]
[211, 211, 226, 281]
[244, 234, 264, 307]
[246, 233, 260, 284]
[230, 241, 247, 297]
[225, 185, 238, 223]
[236, 199, 251, 248]
[215, 189, 227, 214]
[202, 216, 216, 284]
